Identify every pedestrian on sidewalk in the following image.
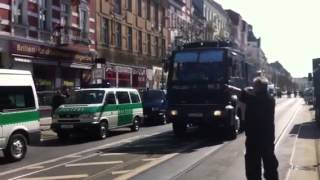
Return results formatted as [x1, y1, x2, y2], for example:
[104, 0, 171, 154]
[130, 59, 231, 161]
[226, 76, 279, 180]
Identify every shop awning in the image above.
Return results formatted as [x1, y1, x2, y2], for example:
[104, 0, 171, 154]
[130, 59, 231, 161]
[14, 57, 58, 65]
[61, 62, 93, 70]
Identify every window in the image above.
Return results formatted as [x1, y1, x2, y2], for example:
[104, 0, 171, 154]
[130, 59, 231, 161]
[155, 37, 159, 57]
[127, 27, 132, 50]
[138, 31, 142, 53]
[130, 92, 141, 103]
[138, 0, 142, 17]
[101, 18, 109, 46]
[146, 0, 151, 20]
[154, 4, 159, 28]
[61, 3, 71, 27]
[39, 0, 49, 30]
[13, 0, 24, 25]
[116, 92, 131, 104]
[79, 9, 88, 32]
[106, 92, 117, 104]
[162, 39, 166, 57]
[115, 23, 122, 48]
[115, 0, 121, 15]
[0, 86, 35, 111]
[147, 34, 151, 55]
[127, 0, 132, 12]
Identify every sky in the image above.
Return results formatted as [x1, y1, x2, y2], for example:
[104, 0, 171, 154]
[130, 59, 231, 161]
[215, 0, 320, 77]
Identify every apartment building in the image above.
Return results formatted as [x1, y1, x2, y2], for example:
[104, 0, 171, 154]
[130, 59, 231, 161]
[96, 0, 170, 89]
[0, 0, 96, 91]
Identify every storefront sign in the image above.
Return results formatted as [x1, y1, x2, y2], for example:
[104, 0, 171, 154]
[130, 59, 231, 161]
[10, 41, 93, 64]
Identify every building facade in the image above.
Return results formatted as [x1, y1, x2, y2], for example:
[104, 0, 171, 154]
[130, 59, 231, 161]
[95, 0, 170, 89]
[0, 0, 96, 91]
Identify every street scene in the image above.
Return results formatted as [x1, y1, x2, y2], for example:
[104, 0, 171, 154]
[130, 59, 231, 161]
[0, 0, 320, 180]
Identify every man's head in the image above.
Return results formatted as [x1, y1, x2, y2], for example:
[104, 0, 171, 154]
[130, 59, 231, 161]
[253, 76, 269, 94]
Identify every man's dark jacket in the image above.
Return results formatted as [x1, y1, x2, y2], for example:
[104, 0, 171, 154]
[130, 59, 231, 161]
[240, 90, 275, 142]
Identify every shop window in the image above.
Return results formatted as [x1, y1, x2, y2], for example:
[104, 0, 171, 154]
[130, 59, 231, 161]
[130, 92, 141, 103]
[118, 72, 131, 87]
[33, 64, 55, 91]
[0, 86, 35, 111]
[116, 92, 130, 104]
[61, 67, 77, 88]
[106, 67, 117, 87]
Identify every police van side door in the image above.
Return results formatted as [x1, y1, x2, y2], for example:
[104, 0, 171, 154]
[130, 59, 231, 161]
[104, 91, 118, 129]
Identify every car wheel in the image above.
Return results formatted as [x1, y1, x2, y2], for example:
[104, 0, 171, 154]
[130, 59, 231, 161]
[4, 133, 27, 161]
[131, 118, 140, 132]
[96, 122, 108, 139]
[173, 121, 187, 137]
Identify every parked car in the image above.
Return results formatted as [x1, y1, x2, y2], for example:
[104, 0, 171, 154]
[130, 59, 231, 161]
[142, 89, 168, 125]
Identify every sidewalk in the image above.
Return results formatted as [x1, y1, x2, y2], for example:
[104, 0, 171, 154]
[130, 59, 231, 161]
[286, 109, 320, 180]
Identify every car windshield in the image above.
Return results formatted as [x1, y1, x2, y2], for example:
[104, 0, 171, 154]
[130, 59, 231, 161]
[143, 91, 164, 102]
[66, 90, 105, 104]
[172, 50, 224, 82]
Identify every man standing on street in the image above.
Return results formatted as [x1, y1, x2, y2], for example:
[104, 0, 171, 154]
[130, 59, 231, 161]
[226, 76, 279, 180]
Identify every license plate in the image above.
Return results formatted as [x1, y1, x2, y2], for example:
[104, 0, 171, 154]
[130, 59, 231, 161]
[188, 113, 203, 118]
[61, 125, 74, 129]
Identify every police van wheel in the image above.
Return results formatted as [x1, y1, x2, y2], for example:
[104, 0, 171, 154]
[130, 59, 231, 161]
[4, 133, 27, 161]
[173, 122, 187, 137]
[225, 125, 237, 140]
[96, 122, 108, 139]
[131, 118, 140, 132]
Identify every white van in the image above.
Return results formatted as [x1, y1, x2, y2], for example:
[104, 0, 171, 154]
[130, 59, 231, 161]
[51, 88, 143, 140]
[0, 69, 40, 161]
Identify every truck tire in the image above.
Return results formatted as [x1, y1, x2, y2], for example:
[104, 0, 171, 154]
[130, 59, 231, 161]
[173, 121, 187, 137]
[57, 132, 70, 140]
[3, 133, 28, 161]
[225, 125, 237, 140]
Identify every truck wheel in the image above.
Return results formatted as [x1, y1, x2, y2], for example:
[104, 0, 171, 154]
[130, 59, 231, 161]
[96, 122, 108, 139]
[173, 121, 187, 137]
[57, 132, 70, 140]
[225, 125, 237, 140]
[131, 117, 140, 132]
[4, 133, 27, 161]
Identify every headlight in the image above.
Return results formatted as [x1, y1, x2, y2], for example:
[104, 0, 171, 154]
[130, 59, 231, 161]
[170, 110, 178, 116]
[213, 110, 222, 117]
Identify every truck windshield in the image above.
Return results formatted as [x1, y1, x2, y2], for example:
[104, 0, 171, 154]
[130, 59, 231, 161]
[172, 50, 224, 82]
[66, 90, 105, 104]
[142, 90, 164, 103]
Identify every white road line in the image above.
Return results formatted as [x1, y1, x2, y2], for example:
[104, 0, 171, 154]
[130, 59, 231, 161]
[25, 166, 44, 170]
[99, 153, 128, 156]
[65, 161, 123, 167]
[65, 155, 82, 158]
[0, 134, 149, 177]
[142, 158, 159, 162]
[275, 100, 302, 149]
[111, 170, 132, 175]
[17, 174, 88, 180]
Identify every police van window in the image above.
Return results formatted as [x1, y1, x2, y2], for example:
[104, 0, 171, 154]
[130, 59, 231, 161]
[0, 86, 35, 112]
[130, 91, 141, 103]
[199, 50, 223, 62]
[116, 91, 131, 104]
[106, 92, 116, 104]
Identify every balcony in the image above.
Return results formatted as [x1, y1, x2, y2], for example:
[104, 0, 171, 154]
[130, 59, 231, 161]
[54, 26, 90, 46]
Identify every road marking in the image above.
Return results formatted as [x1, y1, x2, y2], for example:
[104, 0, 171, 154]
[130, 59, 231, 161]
[114, 153, 178, 180]
[111, 170, 132, 175]
[17, 174, 88, 180]
[275, 100, 301, 149]
[1, 132, 162, 178]
[65, 155, 82, 158]
[25, 166, 44, 170]
[65, 161, 123, 167]
[99, 153, 128, 156]
[142, 158, 160, 162]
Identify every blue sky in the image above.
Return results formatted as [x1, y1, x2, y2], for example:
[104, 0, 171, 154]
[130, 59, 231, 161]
[215, 0, 320, 77]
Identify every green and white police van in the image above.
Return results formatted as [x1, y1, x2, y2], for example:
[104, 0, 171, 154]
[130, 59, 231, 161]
[51, 88, 143, 140]
[0, 69, 40, 161]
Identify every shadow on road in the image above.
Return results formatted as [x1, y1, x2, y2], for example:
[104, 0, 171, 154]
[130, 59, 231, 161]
[289, 121, 320, 139]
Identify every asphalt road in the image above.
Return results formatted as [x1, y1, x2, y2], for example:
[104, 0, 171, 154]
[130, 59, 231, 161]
[0, 97, 302, 180]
